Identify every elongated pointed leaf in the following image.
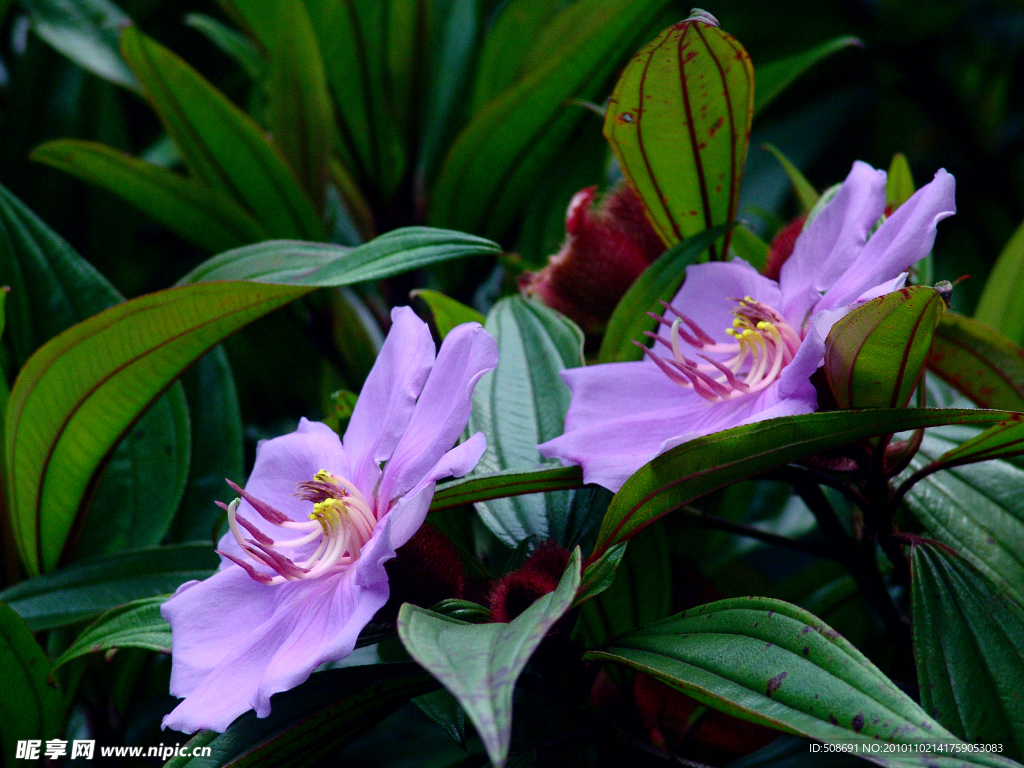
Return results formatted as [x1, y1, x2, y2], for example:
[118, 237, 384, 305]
[824, 286, 944, 409]
[24, 0, 139, 91]
[886, 153, 915, 210]
[0, 544, 217, 631]
[5, 230, 496, 575]
[430, 465, 584, 513]
[121, 26, 323, 240]
[0, 602, 64, 764]
[398, 549, 581, 768]
[184, 13, 263, 80]
[573, 542, 627, 607]
[591, 408, 1018, 561]
[916, 416, 1024, 471]
[411, 289, 484, 339]
[604, 14, 753, 256]
[53, 596, 171, 669]
[753, 36, 862, 115]
[31, 139, 267, 253]
[976, 216, 1024, 345]
[763, 143, 818, 214]
[903, 431, 1024, 606]
[912, 542, 1024, 759]
[598, 224, 732, 363]
[430, 0, 674, 239]
[165, 664, 434, 768]
[928, 312, 1024, 411]
[586, 597, 1012, 768]
[468, 297, 585, 546]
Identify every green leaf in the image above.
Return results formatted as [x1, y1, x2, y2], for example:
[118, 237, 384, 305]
[430, 0, 674, 239]
[604, 13, 753, 256]
[6, 229, 498, 575]
[573, 542, 627, 608]
[0, 602, 64, 763]
[579, 522, 671, 648]
[586, 597, 1011, 768]
[165, 664, 435, 768]
[262, 0, 336, 208]
[53, 595, 171, 669]
[468, 296, 585, 546]
[397, 549, 581, 768]
[598, 224, 733, 363]
[886, 152, 915, 210]
[929, 311, 1024, 411]
[976, 216, 1024, 345]
[411, 289, 484, 339]
[753, 36, 862, 116]
[31, 139, 267, 253]
[430, 465, 584, 513]
[915, 416, 1024, 471]
[413, 689, 466, 747]
[172, 347, 244, 544]
[824, 286, 944, 409]
[0, 544, 217, 631]
[591, 408, 1019, 561]
[23, 0, 140, 91]
[184, 13, 264, 81]
[178, 227, 500, 286]
[121, 26, 324, 240]
[903, 430, 1024, 607]
[911, 542, 1024, 759]
[729, 223, 770, 271]
[762, 143, 818, 214]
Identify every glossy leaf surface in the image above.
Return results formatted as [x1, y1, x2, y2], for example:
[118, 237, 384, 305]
[604, 14, 753, 255]
[430, 465, 584, 513]
[928, 312, 1024, 411]
[53, 596, 171, 669]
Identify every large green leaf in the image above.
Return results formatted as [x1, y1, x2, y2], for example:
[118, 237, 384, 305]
[586, 597, 1013, 768]
[912, 542, 1024, 759]
[184, 13, 264, 80]
[753, 36, 862, 116]
[165, 664, 435, 767]
[0, 602, 64, 763]
[597, 224, 733, 363]
[53, 595, 171, 669]
[31, 139, 267, 253]
[0, 544, 217, 631]
[430, 0, 673, 239]
[975, 216, 1024, 345]
[467, 296, 585, 546]
[824, 286, 944, 409]
[23, 0, 139, 91]
[604, 13, 753, 256]
[120, 26, 323, 240]
[430, 465, 584, 513]
[591, 408, 1019, 561]
[397, 549, 581, 768]
[928, 312, 1024, 411]
[6, 230, 497, 575]
[903, 430, 1024, 606]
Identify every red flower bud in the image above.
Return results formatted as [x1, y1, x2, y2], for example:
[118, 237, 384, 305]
[763, 214, 806, 281]
[381, 522, 464, 620]
[488, 540, 571, 623]
[519, 183, 666, 334]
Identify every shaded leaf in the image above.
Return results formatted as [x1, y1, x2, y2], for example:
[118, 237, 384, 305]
[730, 223, 770, 271]
[31, 139, 267, 253]
[398, 549, 581, 768]
[0, 544, 216, 631]
[753, 36, 862, 115]
[0, 602, 63, 763]
[586, 596, 1011, 768]
[911, 542, 1024, 759]
[763, 143, 818, 214]
[468, 296, 585, 546]
[573, 542, 627, 608]
[430, 465, 584, 513]
[975, 216, 1024, 346]
[604, 13, 753, 256]
[598, 224, 733, 363]
[591, 408, 1019, 561]
[184, 13, 264, 80]
[413, 689, 465, 747]
[886, 152, 915, 210]
[412, 289, 484, 339]
[824, 286, 944, 409]
[928, 311, 1024, 411]
[53, 595, 171, 669]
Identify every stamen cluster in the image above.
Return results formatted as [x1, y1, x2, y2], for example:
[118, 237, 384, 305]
[218, 470, 377, 586]
[638, 297, 802, 402]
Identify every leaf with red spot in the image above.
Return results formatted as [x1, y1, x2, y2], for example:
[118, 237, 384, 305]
[824, 286, 945, 410]
[928, 311, 1024, 411]
[603, 11, 753, 257]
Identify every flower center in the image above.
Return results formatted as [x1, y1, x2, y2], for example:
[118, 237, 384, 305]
[639, 297, 802, 402]
[219, 470, 376, 586]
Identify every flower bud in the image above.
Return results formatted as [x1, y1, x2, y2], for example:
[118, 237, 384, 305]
[382, 522, 465, 620]
[763, 214, 806, 280]
[488, 540, 571, 623]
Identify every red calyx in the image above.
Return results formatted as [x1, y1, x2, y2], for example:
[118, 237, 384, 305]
[488, 541, 571, 623]
[519, 183, 666, 334]
[381, 522, 464, 620]
[763, 214, 806, 281]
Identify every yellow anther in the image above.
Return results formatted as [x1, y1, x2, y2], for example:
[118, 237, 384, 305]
[744, 295, 755, 303]
[314, 469, 340, 484]
[732, 317, 744, 328]
[726, 328, 738, 338]
[756, 321, 775, 331]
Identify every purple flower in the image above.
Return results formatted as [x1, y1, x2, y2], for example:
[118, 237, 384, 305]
[539, 161, 955, 492]
[161, 307, 497, 733]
